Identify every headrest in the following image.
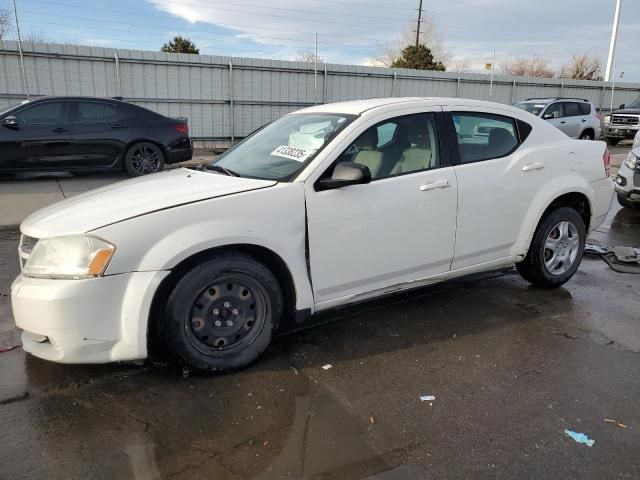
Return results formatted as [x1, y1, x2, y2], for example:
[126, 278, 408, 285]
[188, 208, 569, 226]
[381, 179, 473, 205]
[407, 120, 430, 147]
[354, 128, 378, 150]
[488, 128, 515, 147]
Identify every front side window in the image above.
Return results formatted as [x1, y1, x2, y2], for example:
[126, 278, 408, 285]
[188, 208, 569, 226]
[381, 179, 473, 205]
[75, 102, 117, 123]
[333, 113, 441, 180]
[15, 101, 68, 125]
[452, 112, 519, 163]
[212, 113, 355, 181]
[544, 103, 564, 119]
[563, 102, 581, 117]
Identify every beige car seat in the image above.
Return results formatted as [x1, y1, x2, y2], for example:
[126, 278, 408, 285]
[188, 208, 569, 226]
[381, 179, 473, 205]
[391, 123, 432, 175]
[352, 128, 383, 177]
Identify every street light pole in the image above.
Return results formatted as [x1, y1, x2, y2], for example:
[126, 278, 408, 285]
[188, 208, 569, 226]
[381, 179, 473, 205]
[415, 0, 423, 46]
[12, 0, 29, 98]
[604, 0, 621, 82]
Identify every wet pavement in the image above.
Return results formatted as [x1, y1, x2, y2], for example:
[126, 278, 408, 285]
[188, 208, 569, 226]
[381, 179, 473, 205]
[1, 197, 640, 479]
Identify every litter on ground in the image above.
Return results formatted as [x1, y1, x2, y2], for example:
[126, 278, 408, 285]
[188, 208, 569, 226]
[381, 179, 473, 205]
[322, 364, 332, 370]
[564, 429, 595, 447]
[420, 395, 436, 402]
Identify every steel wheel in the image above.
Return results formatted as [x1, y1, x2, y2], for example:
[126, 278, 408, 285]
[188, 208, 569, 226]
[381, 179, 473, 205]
[186, 273, 268, 353]
[579, 132, 593, 140]
[130, 145, 161, 175]
[543, 221, 580, 276]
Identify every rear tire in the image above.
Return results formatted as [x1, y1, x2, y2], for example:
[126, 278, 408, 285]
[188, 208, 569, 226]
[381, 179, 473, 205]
[579, 130, 594, 140]
[124, 142, 165, 176]
[606, 137, 620, 146]
[517, 207, 586, 289]
[160, 252, 283, 372]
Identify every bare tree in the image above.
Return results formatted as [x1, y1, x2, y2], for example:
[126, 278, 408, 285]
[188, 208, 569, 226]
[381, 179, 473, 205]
[0, 8, 12, 40]
[500, 56, 555, 78]
[448, 57, 471, 74]
[294, 49, 324, 64]
[559, 54, 601, 81]
[22, 30, 52, 43]
[373, 19, 450, 67]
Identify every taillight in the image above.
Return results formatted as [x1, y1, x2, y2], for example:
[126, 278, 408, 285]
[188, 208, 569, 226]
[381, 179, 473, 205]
[174, 124, 189, 135]
[603, 148, 611, 178]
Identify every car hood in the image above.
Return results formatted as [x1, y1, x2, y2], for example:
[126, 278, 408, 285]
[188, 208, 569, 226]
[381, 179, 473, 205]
[21, 168, 277, 238]
[611, 109, 640, 115]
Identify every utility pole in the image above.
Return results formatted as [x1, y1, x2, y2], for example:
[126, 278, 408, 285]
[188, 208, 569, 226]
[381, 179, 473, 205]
[415, 0, 423, 46]
[12, 0, 29, 98]
[604, 0, 621, 82]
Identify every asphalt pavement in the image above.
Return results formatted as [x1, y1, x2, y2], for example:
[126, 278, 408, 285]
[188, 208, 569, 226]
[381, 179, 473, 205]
[0, 143, 639, 479]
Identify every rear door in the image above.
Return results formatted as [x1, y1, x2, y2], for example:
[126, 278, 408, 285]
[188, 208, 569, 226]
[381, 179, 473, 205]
[69, 100, 134, 168]
[0, 100, 73, 170]
[561, 102, 583, 138]
[444, 108, 549, 269]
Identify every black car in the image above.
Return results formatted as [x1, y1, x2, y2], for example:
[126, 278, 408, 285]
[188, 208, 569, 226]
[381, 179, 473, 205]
[0, 96, 192, 176]
[605, 97, 640, 146]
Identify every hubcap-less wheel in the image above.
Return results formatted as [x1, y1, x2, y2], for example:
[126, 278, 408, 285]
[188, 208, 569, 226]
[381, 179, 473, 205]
[580, 133, 592, 140]
[187, 274, 267, 352]
[544, 221, 580, 276]
[131, 145, 161, 174]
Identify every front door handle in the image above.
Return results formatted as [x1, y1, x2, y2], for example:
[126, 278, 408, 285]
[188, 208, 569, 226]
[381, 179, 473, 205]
[52, 127, 69, 133]
[560, 121, 566, 124]
[581, 119, 587, 123]
[420, 180, 451, 191]
[111, 124, 126, 129]
[522, 162, 545, 171]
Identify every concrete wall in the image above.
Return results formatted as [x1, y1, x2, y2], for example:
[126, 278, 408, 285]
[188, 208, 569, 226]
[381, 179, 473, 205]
[1, 40, 639, 145]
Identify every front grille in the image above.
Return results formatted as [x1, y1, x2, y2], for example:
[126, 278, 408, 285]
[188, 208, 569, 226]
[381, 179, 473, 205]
[19, 234, 38, 270]
[611, 115, 640, 126]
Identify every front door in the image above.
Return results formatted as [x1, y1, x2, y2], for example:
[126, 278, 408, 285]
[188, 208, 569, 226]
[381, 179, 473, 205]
[0, 100, 73, 170]
[544, 102, 573, 137]
[305, 111, 458, 307]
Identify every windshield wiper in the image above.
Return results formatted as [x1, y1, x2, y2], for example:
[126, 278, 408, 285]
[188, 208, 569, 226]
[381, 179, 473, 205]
[202, 164, 241, 177]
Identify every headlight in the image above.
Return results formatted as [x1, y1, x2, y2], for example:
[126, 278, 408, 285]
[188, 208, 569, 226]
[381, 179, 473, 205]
[624, 151, 638, 170]
[23, 235, 115, 279]
[633, 135, 640, 149]
[604, 115, 611, 124]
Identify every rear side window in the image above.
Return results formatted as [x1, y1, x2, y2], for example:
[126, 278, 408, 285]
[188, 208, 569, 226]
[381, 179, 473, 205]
[579, 103, 592, 115]
[16, 101, 67, 125]
[563, 102, 582, 117]
[452, 112, 519, 163]
[76, 102, 117, 123]
[516, 119, 533, 142]
[117, 105, 136, 121]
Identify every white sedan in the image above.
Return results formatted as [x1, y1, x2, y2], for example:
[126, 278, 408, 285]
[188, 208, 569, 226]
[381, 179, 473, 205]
[12, 97, 614, 371]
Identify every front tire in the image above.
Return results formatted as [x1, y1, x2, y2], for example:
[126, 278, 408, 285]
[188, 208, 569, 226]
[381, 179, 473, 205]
[161, 252, 283, 372]
[617, 192, 639, 209]
[517, 207, 586, 289]
[124, 142, 165, 176]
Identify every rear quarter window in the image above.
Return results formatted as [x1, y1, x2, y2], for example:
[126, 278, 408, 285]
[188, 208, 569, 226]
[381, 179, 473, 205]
[579, 103, 592, 115]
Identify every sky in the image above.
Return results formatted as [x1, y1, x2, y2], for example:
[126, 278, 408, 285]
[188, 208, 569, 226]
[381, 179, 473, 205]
[1, 0, 639, 81]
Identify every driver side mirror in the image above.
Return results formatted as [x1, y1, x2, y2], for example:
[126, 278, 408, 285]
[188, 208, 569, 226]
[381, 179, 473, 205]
[2, 116, 18, 129]
[542, 112, 554, 120]
[317, 161, 371, 190]
[619, 104, 626, 110]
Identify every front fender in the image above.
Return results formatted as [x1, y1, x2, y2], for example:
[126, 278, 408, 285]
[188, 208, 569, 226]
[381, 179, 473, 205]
[96, 183, 314, 312]
[511, 175, 594, 258]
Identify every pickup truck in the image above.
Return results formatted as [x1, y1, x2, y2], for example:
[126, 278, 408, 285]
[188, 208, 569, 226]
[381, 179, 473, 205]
[604, 97, 640, 146]
[12, 97, 614, 372]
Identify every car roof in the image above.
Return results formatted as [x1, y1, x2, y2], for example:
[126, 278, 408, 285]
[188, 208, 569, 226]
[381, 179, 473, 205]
[296, 97, 527, 115]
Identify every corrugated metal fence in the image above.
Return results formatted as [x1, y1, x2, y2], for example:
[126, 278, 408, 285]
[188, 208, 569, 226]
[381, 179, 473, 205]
[1, 40, 639, 145]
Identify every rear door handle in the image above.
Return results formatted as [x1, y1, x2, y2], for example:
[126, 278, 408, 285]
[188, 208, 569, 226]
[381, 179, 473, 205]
[581, 119, 587, 123]
[522, 162, 545, 171]
[111, 124, 126, 129]
[52, 127, 69, 133]
[560, 121, 566, 124]
[420, 180, 450, 191]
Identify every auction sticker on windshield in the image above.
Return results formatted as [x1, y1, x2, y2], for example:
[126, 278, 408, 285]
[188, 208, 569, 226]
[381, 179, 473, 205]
[271, 145, 312, 162]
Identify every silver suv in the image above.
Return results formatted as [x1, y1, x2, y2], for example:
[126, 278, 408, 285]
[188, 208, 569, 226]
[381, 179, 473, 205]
[514, 98, 601, 140]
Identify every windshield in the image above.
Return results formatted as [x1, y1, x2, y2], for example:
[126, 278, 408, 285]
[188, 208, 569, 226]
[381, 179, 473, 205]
[211, 113, 355, 181]
[0, 100, 29, 117]
[627, 97, 640, 109]
[514, 102, 546, 116]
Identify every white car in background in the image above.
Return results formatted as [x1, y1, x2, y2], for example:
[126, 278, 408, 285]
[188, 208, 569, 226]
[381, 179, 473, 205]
[614, 131, 640, 209]
[12, 97, 614, 371]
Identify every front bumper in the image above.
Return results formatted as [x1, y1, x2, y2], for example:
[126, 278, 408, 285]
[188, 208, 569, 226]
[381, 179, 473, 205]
[11, 270, 168, 364]
[605, 125, 640, 139]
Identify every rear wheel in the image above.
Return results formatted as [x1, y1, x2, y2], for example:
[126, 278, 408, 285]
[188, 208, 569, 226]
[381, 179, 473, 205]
[579, 130, 594, 140]
[161, 252, 283, 372]
[606, 137, 620, 146]
[517, 207, 585, 289]
[124, 142, 165, 176]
